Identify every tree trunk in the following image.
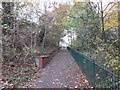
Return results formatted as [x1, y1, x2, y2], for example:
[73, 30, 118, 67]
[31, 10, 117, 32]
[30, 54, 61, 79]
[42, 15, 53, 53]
[100, 1, 106, 42]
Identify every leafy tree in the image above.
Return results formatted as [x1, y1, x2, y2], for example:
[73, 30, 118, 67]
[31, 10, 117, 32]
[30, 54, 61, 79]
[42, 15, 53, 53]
[57, 1, 119, 74]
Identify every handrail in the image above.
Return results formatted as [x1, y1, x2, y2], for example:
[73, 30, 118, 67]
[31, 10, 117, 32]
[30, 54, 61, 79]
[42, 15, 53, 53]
[67, 47, 120, 88]
[71, 48, 118, 77]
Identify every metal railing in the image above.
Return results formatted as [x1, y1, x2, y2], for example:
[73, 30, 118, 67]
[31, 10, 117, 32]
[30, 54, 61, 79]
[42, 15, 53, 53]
[67, 47, 120, 88]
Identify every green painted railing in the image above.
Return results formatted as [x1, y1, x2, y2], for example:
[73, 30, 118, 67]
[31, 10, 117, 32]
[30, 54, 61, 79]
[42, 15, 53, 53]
[67, 47, 120, 88]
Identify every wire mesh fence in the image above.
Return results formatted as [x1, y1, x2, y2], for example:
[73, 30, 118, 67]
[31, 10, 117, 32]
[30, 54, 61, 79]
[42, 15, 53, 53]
[67, 47, 120, 88]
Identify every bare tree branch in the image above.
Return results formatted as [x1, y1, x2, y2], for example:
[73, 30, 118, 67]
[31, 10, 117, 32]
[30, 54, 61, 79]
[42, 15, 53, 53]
[103, 2, 117, 18]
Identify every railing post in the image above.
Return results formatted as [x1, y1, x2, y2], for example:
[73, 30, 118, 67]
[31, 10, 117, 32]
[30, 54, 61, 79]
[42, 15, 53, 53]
[92, 60, 96, 88]
[39, 57, 43, 69]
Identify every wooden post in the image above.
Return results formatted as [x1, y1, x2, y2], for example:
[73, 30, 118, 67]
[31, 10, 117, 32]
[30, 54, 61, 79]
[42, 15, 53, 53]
[39, 57, 43, 69]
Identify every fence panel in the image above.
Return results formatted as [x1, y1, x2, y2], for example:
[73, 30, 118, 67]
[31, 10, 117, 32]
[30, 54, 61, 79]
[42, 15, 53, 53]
[67, 47, 120, 88]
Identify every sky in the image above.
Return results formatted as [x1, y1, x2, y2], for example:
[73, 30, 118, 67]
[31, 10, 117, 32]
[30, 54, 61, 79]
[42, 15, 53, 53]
[0, 0, 119, 3]
[27, 0, 119, 7]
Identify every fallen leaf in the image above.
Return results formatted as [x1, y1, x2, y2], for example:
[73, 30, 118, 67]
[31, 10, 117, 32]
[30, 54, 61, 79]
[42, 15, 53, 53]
[53, 82, 55, 84]
[75, 85, 78, 88]
[38, 81, 43, 83]
[67, 83, 72, 86]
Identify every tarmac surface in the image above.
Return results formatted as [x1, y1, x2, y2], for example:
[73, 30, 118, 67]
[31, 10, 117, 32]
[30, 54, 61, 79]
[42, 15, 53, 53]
[26, 49, 91, 88]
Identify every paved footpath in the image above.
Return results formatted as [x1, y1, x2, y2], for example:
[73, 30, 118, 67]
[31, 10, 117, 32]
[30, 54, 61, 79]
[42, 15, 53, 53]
[27, 49, 91, 88]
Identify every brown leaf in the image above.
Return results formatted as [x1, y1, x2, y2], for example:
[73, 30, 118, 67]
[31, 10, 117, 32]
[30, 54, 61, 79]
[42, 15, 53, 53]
[75, 85, 79, 88]
[67, 83, 72, 86]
